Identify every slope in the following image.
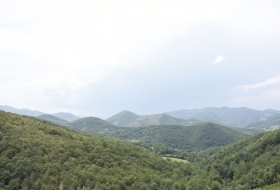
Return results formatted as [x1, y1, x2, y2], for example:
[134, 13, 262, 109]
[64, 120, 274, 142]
[108, 122, 248, 150]
[188, 129, 280, 189]
[67, 116, 117, 133]
[0, 110, 193, 190]
[126, 113, 200, 127]
[106, 110, 139, 126]
[166, 107, 280, 127]
[52, 112, 80, 121]
[0, 105, 44, 116]
[245, 114, 280, 131]
[37, 114, 68, 124]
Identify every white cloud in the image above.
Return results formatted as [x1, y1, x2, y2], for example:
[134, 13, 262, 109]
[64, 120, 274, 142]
[212, 56, 225, 65]
[239, 76, 280, 90]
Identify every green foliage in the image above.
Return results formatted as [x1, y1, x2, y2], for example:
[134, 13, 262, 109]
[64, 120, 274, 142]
[0, 111, 193, 190]
[195, 129, 280, 189]
[245, 114, 280, 131]
[2, 110, 280, 189]
[107, 123, 248, 150]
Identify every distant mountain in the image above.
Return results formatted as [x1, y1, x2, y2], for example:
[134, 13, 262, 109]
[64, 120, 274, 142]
[245, 114, 280, 131]
[67, 116, 116, 133]
[106, 110, 139, 126]
[165, 107, 280, 127]
[0, 105, 80, 121]
[37, 114, 68, 124]
[0, 105, 44, 116]
[52, 112, 80, 121]
[108, 122, 248, 150]
[106, 111, 200, 127]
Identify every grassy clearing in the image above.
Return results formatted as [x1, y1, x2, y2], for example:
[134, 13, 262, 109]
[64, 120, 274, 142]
[162, 157, 189, 163]
[128, 139, 140, 143]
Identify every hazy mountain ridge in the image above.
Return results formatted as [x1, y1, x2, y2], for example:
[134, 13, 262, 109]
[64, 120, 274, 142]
[165, 107, 280, 128]
[106, 111, 201, 127]
[0, 105, 80, 121]
[245, 114, 280, 131]
[106, 110, 139, 126]
[0, 105, 44, 117]
[52, 112, 80, 121]
[37, 114, 68, 124]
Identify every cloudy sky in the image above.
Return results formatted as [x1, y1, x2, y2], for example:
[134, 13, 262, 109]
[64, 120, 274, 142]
[1, 0, 280, 118]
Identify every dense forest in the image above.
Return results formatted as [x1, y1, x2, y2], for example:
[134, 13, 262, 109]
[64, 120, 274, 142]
[1, 110, 280, 189]
[67, 119, 247, 151]
[0, 111, 193, 190]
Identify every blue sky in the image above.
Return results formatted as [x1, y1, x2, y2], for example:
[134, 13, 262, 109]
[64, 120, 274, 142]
[0, 0, 280, 118]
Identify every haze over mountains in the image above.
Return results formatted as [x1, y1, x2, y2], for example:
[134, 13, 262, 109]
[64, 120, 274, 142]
[165, 107, 280, 128]
[1, 109, 280, 189]
[0, 105, 80, 121]
[106, 111, 201, 127]
[1, 105, 280, 132]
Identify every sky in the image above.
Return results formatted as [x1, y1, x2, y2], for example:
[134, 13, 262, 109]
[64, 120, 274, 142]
[0, 0, 280, 118]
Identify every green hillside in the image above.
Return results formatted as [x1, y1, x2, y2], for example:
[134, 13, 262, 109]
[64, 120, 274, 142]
[108, 123, 248, 150]
[67, 116, 117, 133]
[189, 129, 280, 189]
[37, 114, 68, 124]
[245, 114, 280, 131]
[1, 110, 280, 189]
[106, 110, 139, 126]
[0, 111, 194, 190]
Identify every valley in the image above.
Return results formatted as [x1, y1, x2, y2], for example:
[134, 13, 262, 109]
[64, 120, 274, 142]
[1, 106, 280, 189]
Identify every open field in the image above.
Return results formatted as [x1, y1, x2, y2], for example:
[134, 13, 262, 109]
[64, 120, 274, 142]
[162, 157, 189, 163]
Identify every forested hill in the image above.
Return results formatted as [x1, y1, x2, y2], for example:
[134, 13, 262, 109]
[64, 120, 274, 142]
[0, 111, 193, 189]
[1, 110, 280, 189]
[190, 129, 280, 189]
[108, 123, 248, 150]
[67, 116, 117, 132]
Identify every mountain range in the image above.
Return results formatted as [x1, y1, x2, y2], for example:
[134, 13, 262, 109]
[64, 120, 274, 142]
[1, 110, 280, 189]
[2, 105, 280, 131]
[0, 105, 80, 121]
[106, 110, 201, 127]
[165, 107, 280, 128]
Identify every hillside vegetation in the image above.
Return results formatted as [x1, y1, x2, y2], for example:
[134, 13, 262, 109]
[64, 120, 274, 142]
[1, 110, 280, 189]
[67, 116, 116, 132]
[191, 129, 280, 189]
[0, 111, 194, 190]
[67, 117, 247, 150]
[108, 123, 248, 150]
[245, 114, 280, 131]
